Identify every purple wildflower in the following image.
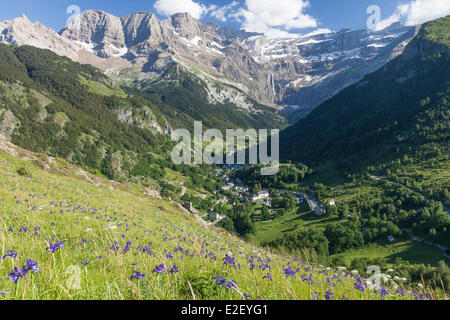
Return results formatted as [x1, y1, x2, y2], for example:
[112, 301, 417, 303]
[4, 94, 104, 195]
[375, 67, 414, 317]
[223, 254, 236, 269]
[46, 240, 64, 253]
[354, 278, 365, 292]
[214, 274, 227, 287]
[130, 270, 145, 280]
[263, 273, 273, 281]
[169, 264, 180, 274]
[243, 293, 253, 300]
[56, 240, 64, 249]
[396, 288, 405, 296]
[260, 263, 272, 271]
[2, 250, 18, 259]
[301, 273, 314, 285]
[8, 267, 24, 284]
[283, 266, 298, 277]
[152, 264, 167, 274]
[22, 259, 40, 274]
[379, 288, 390, 297]
[325, 290, 334, 300]
[226, 280, 237, 290]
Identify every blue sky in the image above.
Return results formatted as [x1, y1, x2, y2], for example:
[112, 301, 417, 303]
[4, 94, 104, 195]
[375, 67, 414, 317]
[0, 0, 448, 36]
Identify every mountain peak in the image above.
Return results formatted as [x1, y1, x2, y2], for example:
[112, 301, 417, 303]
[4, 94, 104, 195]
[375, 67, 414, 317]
[126, 11, 155, 16]
[121, 11, 157, 22]
[170, 12, 199, 27]
[170, 12, 195, 19]
[76, 9, 123, 23]
[9, 13, 32, 24]
[83, 9, 109, 15]
[60, 9, 126, 53]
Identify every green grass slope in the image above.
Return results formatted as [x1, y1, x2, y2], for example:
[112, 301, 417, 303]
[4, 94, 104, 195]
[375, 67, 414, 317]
[0, 139, 441, 300]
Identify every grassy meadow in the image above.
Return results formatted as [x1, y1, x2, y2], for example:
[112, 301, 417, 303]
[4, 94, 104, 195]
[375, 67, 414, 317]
[0, 146, 445, 300]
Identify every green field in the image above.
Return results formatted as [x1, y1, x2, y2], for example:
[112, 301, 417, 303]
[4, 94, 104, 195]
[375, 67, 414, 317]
[331, 237, 449, 267]
[79, 77, 128, 98]
[253, 203, 338, 245]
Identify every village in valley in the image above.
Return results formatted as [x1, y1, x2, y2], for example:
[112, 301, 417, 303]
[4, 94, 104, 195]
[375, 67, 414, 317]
[183, 164, 330, 226]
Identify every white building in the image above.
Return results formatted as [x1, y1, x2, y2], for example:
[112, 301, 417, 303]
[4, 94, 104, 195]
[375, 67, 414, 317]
[215, 196, 228, 205]
[251, 191, 270, 202]
[221, 183, 233, 191]
[208, 212, 221, 220]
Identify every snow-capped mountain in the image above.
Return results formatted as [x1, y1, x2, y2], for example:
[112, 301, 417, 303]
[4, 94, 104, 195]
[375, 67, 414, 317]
[240, 23, 419, 121]
[0, 10, 418, 121]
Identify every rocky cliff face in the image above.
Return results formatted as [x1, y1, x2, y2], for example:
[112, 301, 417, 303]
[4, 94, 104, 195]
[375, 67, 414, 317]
[60, 10, 126, 58]
[0, 10, 418, 120]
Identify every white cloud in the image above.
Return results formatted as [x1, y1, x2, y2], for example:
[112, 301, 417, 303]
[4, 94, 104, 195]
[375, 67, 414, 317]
[153, 0, 216, 19]
[375, 0, 450, 31]
[374, 12, 402, 31]
[210, 1, 239, 22]
[231, 0, 319, 38]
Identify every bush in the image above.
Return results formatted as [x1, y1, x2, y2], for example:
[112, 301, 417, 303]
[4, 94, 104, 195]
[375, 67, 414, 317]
[16, 166, 32, 177]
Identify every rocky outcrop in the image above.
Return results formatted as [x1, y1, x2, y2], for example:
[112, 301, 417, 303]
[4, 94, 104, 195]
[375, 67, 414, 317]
[114, 109, 134, 125]
[0, 109, 19, 140]
[0, 133, 18, 156]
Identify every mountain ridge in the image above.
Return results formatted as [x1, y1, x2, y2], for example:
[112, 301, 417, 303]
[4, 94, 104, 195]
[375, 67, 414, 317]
[1, 10, 418, 120]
